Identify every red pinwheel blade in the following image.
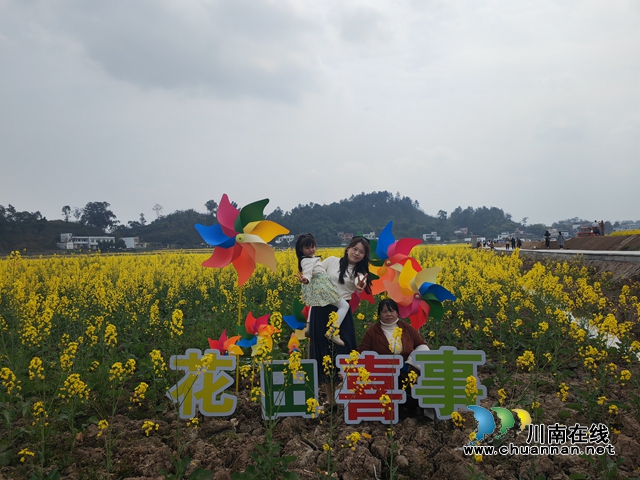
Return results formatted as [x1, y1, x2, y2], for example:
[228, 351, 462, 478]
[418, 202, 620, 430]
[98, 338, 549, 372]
[202, 246, 236, 268]
[234, 245, 256, 286]
[409, 303, 429, 330]
[255, 314, 270, 330]
[388, 238, 422, 258]
[245, 312, 258, 335]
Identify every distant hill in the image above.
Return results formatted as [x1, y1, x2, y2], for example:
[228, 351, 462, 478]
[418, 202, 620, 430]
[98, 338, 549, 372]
[1, 192, 534, 252]
[0, 218, 106, 253]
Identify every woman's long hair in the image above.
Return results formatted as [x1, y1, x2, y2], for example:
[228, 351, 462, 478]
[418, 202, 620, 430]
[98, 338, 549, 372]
[338, 237, 372, 293]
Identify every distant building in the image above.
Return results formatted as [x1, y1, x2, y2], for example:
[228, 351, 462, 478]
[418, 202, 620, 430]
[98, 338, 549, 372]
[274, 234, 295, 245]
[423, 232, 441, 241]
[57, 233, 115, 250]
[121, 237, 146, 249]
[362, 232, 376, 240]
[614, 223, 639, 231]
[337, 232, 354, 244]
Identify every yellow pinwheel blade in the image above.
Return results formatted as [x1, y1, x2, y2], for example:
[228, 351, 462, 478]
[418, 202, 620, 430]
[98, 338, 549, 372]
[245, 220, 290, 242]
[411, 267, 442, 291]
[228, 345, 244, 356]
[398, 261, 420, 291]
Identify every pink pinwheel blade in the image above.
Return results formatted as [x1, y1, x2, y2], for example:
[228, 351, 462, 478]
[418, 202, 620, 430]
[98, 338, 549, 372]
[384, 279, 414, 306]
[397, 296, 420, 318]
[217, 194, 240, 237]
[255, 314, 270, 331]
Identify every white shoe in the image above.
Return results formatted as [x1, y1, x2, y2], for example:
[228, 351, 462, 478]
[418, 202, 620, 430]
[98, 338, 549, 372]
[325, 333, 345, 346]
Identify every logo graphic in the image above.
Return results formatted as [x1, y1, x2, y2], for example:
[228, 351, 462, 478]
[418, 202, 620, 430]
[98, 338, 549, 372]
[467, 406, 532, 444]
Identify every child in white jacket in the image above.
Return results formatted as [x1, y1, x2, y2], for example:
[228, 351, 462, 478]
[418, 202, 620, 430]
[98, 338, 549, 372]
[296, 234, 350, 345]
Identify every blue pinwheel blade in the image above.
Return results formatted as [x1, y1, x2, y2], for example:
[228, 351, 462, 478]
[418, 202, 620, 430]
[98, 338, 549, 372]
[195, 223, 236, 248]
[376, 221, 394, 260]
[284, 315, 306, 331]
[418, 282, 457, 302]
[237, 337, 258, 348]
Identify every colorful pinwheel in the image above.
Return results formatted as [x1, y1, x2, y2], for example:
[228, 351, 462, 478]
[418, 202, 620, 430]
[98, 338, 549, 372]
[235, 312, 280, 356]
[208, 330, 243, 356]
[392, 264, 456, 329]
[367, 221, 456, 330]
[195, 194, 290, 286]
[283, 298, 308, 331]
[369, 221, 423, 295]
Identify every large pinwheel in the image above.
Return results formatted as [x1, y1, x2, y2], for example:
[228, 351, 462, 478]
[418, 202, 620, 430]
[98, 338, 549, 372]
[388, 264, 456, 330]
[195, 194, 289, 286]
[367, 221, 455, 329]
[369, 221, 423, 295]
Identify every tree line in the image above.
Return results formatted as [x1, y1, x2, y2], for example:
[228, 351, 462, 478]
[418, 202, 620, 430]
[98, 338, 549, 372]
[1, 192, 555, 252]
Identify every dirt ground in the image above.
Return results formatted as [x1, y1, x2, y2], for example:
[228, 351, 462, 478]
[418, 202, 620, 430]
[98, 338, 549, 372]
[8, 373, 637, 480]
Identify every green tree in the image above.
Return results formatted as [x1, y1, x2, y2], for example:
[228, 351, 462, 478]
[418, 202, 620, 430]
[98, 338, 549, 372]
[205, 200, 218, 216]
[61, 205, 71, 222]
[81, 202, 118, 232]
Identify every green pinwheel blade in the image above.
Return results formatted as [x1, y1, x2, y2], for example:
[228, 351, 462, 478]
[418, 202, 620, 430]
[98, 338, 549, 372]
[234, 199, 269, 231]
[421, 292, 439, 302]
[426, 300, 444, 321]
[235, 324, 253, 340]
[369, 239, 382, 263]
[292, 297, 306, 321]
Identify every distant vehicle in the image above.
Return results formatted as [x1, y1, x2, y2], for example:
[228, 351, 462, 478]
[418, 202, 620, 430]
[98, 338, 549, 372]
[577, 226, 596, 237]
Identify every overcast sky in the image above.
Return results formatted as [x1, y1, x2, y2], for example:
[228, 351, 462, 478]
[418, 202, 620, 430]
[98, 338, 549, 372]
[1, 0, 639, 227]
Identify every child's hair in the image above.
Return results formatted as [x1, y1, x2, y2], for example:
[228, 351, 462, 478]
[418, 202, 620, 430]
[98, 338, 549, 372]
[295, 233, 317, 272]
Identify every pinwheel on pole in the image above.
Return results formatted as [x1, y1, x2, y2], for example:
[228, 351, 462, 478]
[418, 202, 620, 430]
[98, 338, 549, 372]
[195, 194, 289, 324]
[208, 329, 244, 392]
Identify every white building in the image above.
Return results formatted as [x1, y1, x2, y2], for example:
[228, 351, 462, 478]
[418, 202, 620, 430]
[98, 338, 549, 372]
[274, 235, 295, 245]
[121, 237, 146, 249]
[422, 232, 441, 241]
[614, 223, 639, 231]
[57, 233, 115, 250]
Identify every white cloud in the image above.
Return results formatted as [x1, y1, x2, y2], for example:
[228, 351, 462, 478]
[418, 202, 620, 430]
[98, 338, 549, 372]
[1, 0, 639, 226]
